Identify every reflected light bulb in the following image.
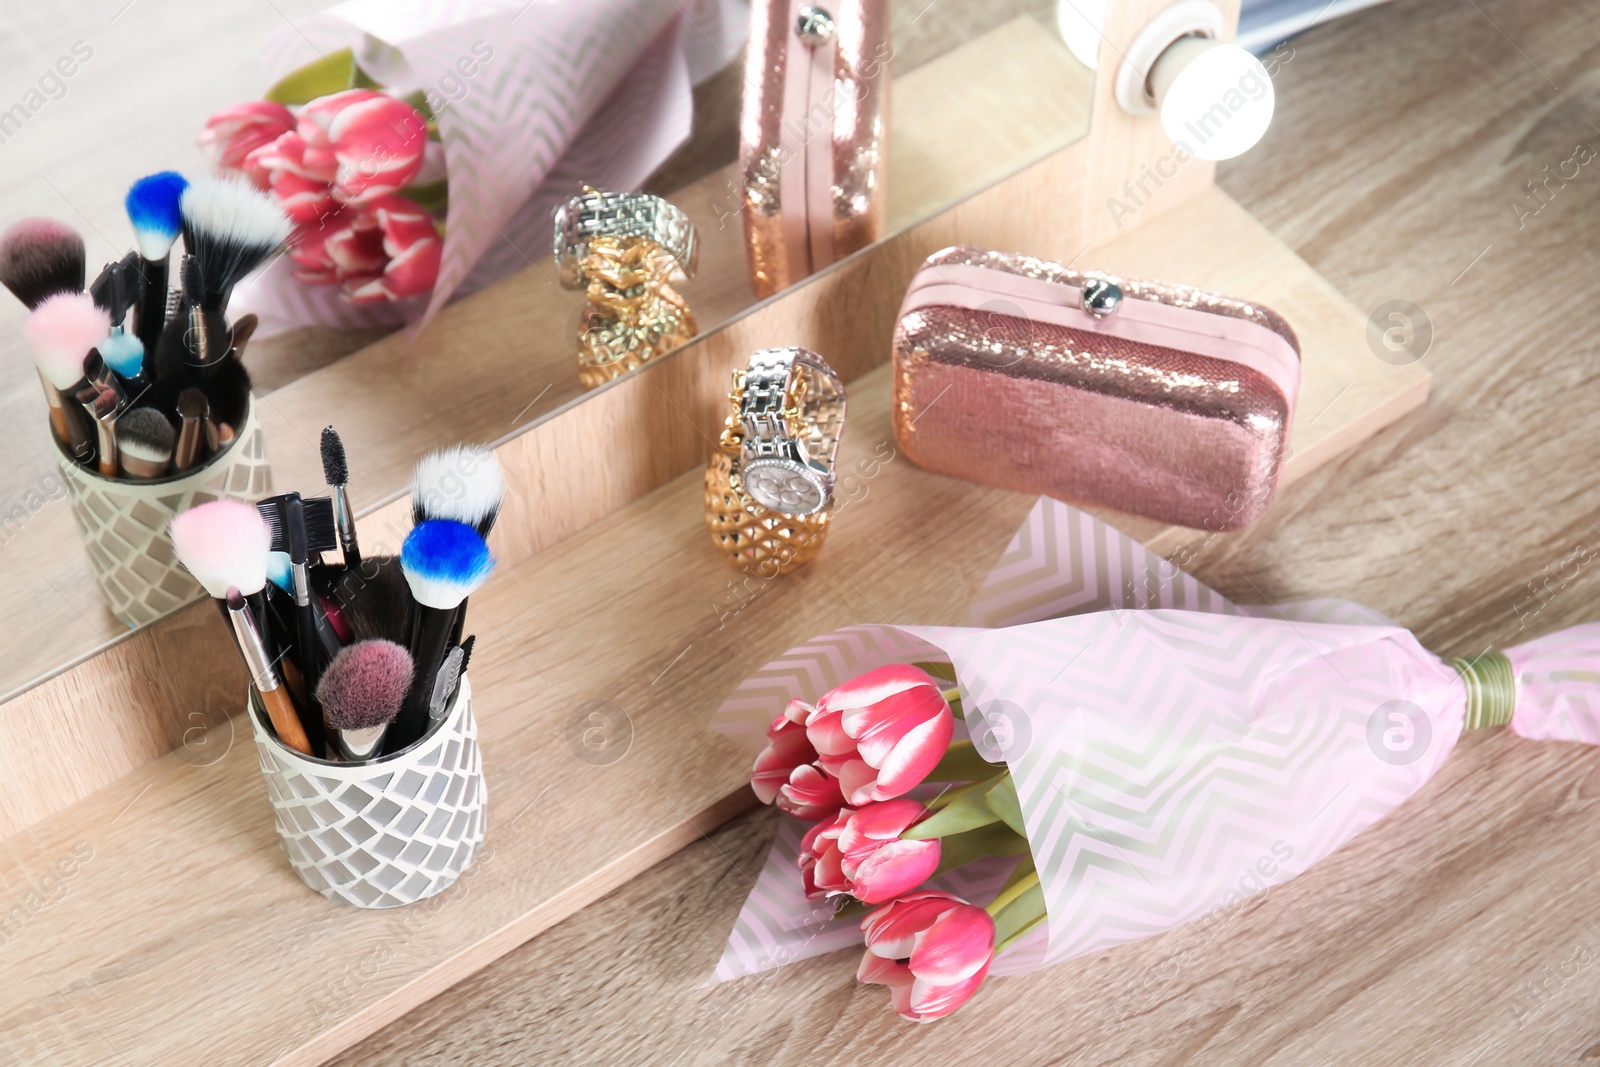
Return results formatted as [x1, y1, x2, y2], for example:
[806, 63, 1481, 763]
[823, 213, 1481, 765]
[1055, 0, 1107, 70]
[1151, 37, 1275, 161]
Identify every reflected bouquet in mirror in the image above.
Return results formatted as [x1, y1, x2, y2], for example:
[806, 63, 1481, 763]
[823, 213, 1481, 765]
[190, 0, 746, 336]
[199, 80, 445, 307]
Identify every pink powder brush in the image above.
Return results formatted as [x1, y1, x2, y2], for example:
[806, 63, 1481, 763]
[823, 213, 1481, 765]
[0, 218, 85, 310]
[316, 639, 415, 761]
[169, 500, 313, 756]
[23, 292, 109, 457]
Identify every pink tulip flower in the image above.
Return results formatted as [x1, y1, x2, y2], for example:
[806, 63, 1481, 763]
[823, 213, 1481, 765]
[858, 891, 995, 1022]
[197, 101, 297, 181]
[298, 89, 428, 204]
[340, 196, 441, 302]
[244, 131, 339, 222]
[751, 701, 845, 820]
[804, 664, 954, 805]
[799, 799, 940, 904]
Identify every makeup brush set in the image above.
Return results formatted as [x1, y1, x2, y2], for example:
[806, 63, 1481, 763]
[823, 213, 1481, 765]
[1, 171, 286, 480]
[170, 438, 502, 764]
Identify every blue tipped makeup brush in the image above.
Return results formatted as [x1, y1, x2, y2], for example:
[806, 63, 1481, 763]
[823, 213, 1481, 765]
[124, 171, 187, 359]
[392, 519, 495, 751]
[100, 331, 147, 393]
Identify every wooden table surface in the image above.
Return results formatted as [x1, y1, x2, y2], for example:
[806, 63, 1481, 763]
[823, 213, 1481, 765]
[333, 0, 1600, 1063]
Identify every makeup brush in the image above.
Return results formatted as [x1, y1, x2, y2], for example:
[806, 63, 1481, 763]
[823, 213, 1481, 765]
[412, 445, 504, 644]
[333, 556, 411, 645]
[89, 251, 141, 328]
[411, 445, 505, 536]
[283, 496, 328, 754]
[265, 546, 342, 667]
[117, 407, 176, 480]
[174, 387, 208, 471]
[75, 352, 130, 478]
[257, 495, 337, 557]
[0, 218, 85, 309]
[317, 639, 414, 761]
[321, 427, 361, 570]
[125, 171, 187, 354]
[228, 588, 313, 756]
[457, 634, 475, 678]
[266, 550, 293, 593]
[24, 292, 108, 456]
[427, 644, 466, 721]
[179, 174, 291, 313]
[100, 332, 148, 393]
[392, 520, 496, 751]
[229, 313, 259, 361]
[168, 498, 271, 606]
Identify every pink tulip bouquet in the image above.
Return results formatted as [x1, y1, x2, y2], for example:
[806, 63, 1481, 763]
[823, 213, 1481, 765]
[199, 63, 445, 305]
[720, 497, 1600, 1023]
[752, 662, 1044, 1021]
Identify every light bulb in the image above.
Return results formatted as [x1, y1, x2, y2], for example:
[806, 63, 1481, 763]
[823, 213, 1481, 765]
[1151, 38, 1274, 161]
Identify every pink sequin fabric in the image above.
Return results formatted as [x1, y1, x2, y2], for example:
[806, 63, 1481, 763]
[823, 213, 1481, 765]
[893, 247, 1301, 530]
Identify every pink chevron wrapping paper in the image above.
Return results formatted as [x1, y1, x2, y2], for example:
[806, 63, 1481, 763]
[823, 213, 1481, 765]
[234, 0, 746, 335]
[709, 496, 1600, 986]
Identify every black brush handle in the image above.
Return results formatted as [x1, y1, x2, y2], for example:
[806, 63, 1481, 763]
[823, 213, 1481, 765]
[135, 254, 168, 357]
[392, 603, 455, 752]
[292, 574, 325, 755]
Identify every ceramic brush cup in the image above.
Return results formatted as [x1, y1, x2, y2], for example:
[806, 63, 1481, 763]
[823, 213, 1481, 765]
[56, 396, 270, 628]
[246, 673, 486, 909]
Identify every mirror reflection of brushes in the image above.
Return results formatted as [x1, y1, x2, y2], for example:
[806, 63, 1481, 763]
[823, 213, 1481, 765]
[116, 407, 175, 480]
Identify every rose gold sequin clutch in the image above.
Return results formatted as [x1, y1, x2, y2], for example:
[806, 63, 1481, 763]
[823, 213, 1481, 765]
[892, 247, 1301, 530]
[740, 0, 889, 299]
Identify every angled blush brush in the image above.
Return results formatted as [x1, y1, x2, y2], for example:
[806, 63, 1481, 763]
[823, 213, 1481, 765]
[317, 639, 414, 761]
[125, 171, 188, 354]
[0, 218, 85, 309]
[392, 520, 495, 752]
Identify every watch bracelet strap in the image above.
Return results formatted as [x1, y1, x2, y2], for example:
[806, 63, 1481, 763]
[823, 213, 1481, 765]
[554, 190, 698, 287]
[735, 347, 846, 493]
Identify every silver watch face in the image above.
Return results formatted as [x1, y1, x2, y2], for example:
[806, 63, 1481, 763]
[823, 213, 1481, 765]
[741, 458, 828, 515]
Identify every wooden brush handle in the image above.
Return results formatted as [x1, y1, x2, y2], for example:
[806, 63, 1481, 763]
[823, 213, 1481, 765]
[259, 685, 313, 756]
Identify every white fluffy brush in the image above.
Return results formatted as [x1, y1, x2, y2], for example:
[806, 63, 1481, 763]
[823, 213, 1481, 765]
[179, 175, 291, 311]
[410, 445, 505, 537]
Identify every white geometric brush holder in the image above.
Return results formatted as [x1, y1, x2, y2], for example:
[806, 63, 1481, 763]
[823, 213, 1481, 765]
[247, 674, 487, 909]
[56, 397, 270, 629]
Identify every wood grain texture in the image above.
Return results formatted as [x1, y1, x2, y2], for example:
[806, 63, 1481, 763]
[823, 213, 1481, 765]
[334, 0, 1600, 1064]
[0, 10, 1094, 835]
[0, 152, 1426, 1067]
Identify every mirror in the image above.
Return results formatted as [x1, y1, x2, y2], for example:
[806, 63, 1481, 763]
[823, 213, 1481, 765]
[0, 0, 1091, 704]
